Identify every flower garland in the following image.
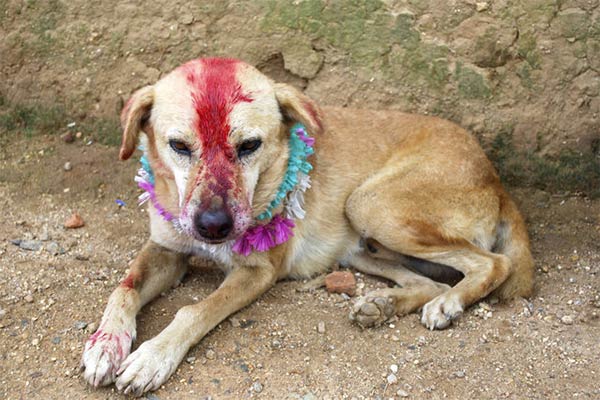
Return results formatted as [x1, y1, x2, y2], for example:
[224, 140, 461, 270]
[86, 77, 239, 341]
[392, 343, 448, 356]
[135, 123, 314, 256]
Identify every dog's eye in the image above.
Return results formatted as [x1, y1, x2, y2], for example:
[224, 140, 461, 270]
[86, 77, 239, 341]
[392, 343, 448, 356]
[237, 139, 262, 158]
[169, 140, 191, 156]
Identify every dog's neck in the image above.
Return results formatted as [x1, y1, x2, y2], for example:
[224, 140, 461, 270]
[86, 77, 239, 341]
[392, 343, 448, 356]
[135, 123, 315, 256]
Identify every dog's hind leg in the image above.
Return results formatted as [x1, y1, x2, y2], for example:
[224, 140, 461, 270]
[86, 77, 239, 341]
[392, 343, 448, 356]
[348, 253, 450, 328]
[81, 241, 188, 387]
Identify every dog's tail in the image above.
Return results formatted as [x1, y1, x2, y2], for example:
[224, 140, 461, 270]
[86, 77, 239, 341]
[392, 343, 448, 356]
[491, 195, 535, 300]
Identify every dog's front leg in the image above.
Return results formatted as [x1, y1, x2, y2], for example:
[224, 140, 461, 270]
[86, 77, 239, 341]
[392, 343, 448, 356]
[114, 261, 278, 396]
[81, 241, 188, 387]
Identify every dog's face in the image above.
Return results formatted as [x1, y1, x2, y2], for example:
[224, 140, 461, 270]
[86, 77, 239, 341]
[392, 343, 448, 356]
[119, 58, 322, 243]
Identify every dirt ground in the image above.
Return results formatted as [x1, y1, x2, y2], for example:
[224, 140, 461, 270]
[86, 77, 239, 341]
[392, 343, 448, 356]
[0, 133, 599, 400]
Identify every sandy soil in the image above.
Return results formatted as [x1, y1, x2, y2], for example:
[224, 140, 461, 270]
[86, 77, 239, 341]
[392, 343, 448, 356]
[0, 134, 599, 399]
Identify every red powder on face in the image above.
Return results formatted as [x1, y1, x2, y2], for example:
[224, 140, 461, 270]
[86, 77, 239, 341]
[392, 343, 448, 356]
[182, 58, 252, 209]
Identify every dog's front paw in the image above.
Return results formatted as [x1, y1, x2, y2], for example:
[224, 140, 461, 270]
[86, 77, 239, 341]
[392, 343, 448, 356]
[350, 293, 396, 328]
[421, 294, 463, 330]
[115, 338, 184, 396]
[81, 328, 135, 387]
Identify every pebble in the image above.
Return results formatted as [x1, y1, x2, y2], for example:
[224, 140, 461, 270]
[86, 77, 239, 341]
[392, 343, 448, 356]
[271, 339, 282, 349]
[396, 389, 409, 397]
[12, 239, 43, 251]
[325, 271, 356, 296]
[230, 317, 241, 328]
[63, 162, 72, 171]
[74, 321, 88, 330]
[87, 322, 97, 333]
[561, 315, 574, 325]
[205, 349, 216, 360]
[454, 370, 466, 378]
[32, 338, 40, 346]
[0, 308, 6, 319]
[476, 2, 489, 11]
[390, 364, 399, 374]
[186, 356, 196, 363]
[51, 336, 61, 344]
[61, 132, 75, 143]
[46, 242, 66, 256]
[317, 321, 326, 334]
[64, 213, 85, 229]
[387, 373, 398, 385]
[145, 394, 161, 400]
[252, 381, 263, 393]
[24, 294, 34, 303]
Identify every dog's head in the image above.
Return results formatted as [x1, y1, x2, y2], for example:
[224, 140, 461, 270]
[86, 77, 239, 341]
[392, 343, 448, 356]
[119, 58, 323, 244]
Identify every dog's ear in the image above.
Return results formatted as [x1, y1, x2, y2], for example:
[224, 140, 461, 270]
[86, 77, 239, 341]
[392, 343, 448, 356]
[274, 83, 324, 135]
[119, 85, 154, 160]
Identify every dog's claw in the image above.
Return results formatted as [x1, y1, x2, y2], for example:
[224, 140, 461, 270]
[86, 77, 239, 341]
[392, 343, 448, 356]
[421, 294, 463, 330]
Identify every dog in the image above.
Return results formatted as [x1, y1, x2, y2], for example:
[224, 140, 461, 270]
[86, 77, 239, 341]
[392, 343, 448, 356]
[80, 57, 534, 396]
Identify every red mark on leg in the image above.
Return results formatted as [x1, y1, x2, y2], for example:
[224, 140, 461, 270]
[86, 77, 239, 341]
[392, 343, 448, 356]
[180, 58, 253, 209]
[120, 273, 138, 290]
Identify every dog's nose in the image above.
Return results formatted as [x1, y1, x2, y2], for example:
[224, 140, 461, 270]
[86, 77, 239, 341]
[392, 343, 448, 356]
[194, 208, 233, 240]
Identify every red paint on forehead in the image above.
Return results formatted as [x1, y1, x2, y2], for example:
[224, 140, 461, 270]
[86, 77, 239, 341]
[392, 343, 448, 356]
[182, 58, 252, 207]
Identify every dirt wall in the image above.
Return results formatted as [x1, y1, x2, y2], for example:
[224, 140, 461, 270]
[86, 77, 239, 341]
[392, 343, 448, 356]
[1, 0, 599, 193]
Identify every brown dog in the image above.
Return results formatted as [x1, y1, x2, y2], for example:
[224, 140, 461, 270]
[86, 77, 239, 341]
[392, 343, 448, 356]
[80, 57, 534, 396]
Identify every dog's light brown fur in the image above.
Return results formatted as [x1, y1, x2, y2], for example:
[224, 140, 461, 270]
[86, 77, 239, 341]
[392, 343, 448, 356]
[81, 59, 534, 396]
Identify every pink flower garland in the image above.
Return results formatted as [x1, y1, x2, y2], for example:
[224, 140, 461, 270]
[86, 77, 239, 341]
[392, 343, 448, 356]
[232, 215, 295, 256]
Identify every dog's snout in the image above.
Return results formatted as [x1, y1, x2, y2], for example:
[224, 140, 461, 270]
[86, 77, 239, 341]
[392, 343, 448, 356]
[195, 208, 233, 241]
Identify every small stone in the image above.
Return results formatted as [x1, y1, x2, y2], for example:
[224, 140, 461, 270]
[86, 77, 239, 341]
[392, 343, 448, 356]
[454, 370, 466, 378]
[63, 162, 72, 171]
[0, 309, 6, 319]
[271, 339, 282, 349]
[145, 394, 161, 400]
[51, 336, 61, 344]
[476, 2, 489, 12]
[387, 373, 398, 385]
[186, 356, 196, 363]
[87, 322, 97, 333]
[561, 315, 574, 325]
[75, 253, 90, 261]
[325, 271, 356, 296]
[24, 294, 34, 303]
[75, 131, 83, 139]
[64, 213, 85, 229]
[391, 335, 400, 342]
[205, 349, 216, 360]
[46, 242, 65, 256]
[74, 321, 88, 330]
[252, 381, 263, 393]
[61, 132, 75, 143]
[32, 338, 40, 346]
[179, 14, 194, 25]
[13, 239, 43, 251]
[317, 321, 326, 334]
[397, 389, 409, 397]
[390, 364, 399, 374]
[230, 317, 241, 328]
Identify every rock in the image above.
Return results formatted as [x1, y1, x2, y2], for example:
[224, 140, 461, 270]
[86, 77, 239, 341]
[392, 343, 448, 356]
[87, 322, 97, 333]
[61, 132, 75, 143]
[64, 213, 85, 229]
[24, 294, 34, 303]
[252, 381, 263, 393]
[74, 321, 88, 330]
[476, 2, 489, 12]
[387, 373, 398, 385]
[302, 393, 317, 400]
[454, 370, 466, 378]
[32, 338, 40, 346]
[51, 336, 61, 344]
[390, 364, 399, 374]
[63, 162, 72, 171]
[205, 349, 216, 360]
[46, 242, 65, 256]
[13, 239, 43, 251]
[145, 394, 161, 400]
[325, 271, 356, 296]
[317, 321, 326, 334]
[230, 317, 241, 328]
[186, 356, 196, 363]
[271, 339, 282, 349]
[0, 308, 6, 319]
[561, 315, 574, 325]
[397, 389, 409, 397]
